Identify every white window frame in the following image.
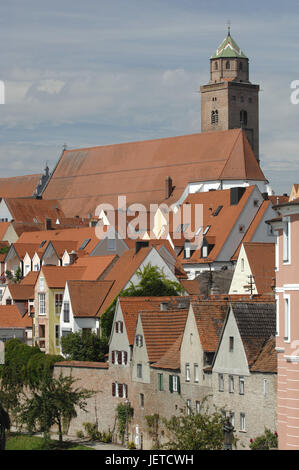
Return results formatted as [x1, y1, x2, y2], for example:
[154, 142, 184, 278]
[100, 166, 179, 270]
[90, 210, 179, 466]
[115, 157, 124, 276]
[283, 217, 291, 265]
[187, 399, 192, 415]
[63, 301, 70, 323]
[263, 379, 268, 397]
[240, 412, 246, 432]
[172, 375, 179, 392]
[284, 294, 291, 343]
[275, 235, 279, 272]
[185, 363, 190, 382]
[39, 277, 45, 291]
[239, 376, 245, 395]
[38, 293, 46, 316]
[194, 364, 199, 383]
[196, 401, 201, 413]
[218, 373, 224, 392]
[54, 292, 63, 316]
[275, 295, 279, 337]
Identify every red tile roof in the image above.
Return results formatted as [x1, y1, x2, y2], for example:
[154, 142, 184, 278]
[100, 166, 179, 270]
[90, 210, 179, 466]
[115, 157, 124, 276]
[140, 310, 188, 364]
[2, 198, 65, 224]
[231, 200, 271, 260]
[67, 280, 115, 317]
[6, 283, 35, 300]
[192, 300, 229, 352]
[251, 336, 277, 373]
[54, 361, 108, 369]
[175, 186, 256, 264]
[97, 246, 154, 315]
[0, 305, 32, 328]
[119, 296, 190, 345]
[243, 242, 275, 294]
[0, 223, 10, 240]
[42, 129, 267, 217]
[20, 271, 39, 285]
[17, 226, 101, 255]
[0, 174, 41, 198]
[41, 265, 87, 288]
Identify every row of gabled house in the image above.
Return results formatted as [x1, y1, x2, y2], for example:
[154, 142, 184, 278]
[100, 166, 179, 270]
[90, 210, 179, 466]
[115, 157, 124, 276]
[54, 294, 276, 450]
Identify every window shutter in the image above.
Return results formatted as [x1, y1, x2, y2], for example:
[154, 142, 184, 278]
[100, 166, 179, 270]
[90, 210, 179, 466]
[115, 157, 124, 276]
[169, 375, 173, 393]
[115, 322, 119, 333]
[118, 384, 123, 398]
[124, 351, 128, 365]
[177, 376, 181, 394]
[124, 384, 128, 398]
[112, 351, 115, 364]
[120, 321, 123, 333]
[112, 382, 116, 397]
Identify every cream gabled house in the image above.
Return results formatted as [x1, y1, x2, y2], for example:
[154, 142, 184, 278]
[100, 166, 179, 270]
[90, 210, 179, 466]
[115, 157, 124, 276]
[229, 242, 275, 295]
[212, 301, 276, 449]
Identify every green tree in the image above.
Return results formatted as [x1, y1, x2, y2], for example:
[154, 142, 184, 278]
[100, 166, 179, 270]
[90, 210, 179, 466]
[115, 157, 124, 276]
[0, 339, 63, 425]
[101, 264, 184, 338]
[60, 331, 108, 362]
[20, 374, 94, 445]
[249, 429, 278, 450]
[161, 402, 227, 450]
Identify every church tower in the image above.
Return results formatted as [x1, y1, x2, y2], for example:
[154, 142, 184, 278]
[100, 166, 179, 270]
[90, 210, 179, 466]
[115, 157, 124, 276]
[200, 29, 260, 162]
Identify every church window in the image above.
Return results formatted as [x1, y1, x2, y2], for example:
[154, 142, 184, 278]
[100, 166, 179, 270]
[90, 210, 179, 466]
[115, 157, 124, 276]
[211, 110, 218, 125]
[239, 62, 243, 71]
[226, 61, 230, 69]
[214, 62, 218, 70]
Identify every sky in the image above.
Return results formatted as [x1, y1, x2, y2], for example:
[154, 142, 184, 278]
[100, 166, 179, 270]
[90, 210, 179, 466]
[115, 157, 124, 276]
[1, 0, 299, 194]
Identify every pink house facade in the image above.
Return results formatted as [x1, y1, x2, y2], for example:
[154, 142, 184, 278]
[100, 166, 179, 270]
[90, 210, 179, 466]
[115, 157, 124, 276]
[269, 200, 299, 450]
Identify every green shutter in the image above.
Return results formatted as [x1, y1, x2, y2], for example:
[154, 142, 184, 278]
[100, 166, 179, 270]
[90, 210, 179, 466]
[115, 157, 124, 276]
[169, 375, 173, 393]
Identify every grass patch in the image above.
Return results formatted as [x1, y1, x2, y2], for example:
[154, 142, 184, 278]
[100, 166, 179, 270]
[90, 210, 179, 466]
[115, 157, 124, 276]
[6, 433, 94, 451]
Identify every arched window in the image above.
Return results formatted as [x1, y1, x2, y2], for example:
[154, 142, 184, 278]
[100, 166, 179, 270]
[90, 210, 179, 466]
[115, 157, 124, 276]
[214, 62, 218, 70]
[240, 110, 248, 126]
[211, 110, 219, 125]
[226, 61, 230, 69]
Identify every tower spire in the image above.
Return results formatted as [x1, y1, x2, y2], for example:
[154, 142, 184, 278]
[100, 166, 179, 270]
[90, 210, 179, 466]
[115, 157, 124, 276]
[227, 19, 231, 36]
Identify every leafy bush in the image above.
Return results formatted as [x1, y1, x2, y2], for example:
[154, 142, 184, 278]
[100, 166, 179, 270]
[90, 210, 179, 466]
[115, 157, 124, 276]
[249, 429, 278, 450]
[83, 422, 101, 441]
[128, 441, 136, 449]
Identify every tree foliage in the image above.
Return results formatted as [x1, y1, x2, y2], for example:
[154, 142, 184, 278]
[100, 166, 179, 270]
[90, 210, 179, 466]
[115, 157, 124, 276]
[101, 264, 184, 338]
[20, 374, 94, 444]
[60, 331, 108, 362]
[0, 339, 63, 422]
[161, 402, 227, 450]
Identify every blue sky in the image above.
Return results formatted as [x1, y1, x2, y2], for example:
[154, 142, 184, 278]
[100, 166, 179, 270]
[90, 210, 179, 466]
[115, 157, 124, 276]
[1, 0, 299, 194]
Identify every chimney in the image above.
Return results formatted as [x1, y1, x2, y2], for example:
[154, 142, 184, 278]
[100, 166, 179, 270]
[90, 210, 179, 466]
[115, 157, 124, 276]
[262, 192, 269, 200]
[135, 240, 149, 255]
[165, 176, 173, 199]
[160, 302, 169, 311]
[45, 218, 52, 230]
[69, 250, 78, 265]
